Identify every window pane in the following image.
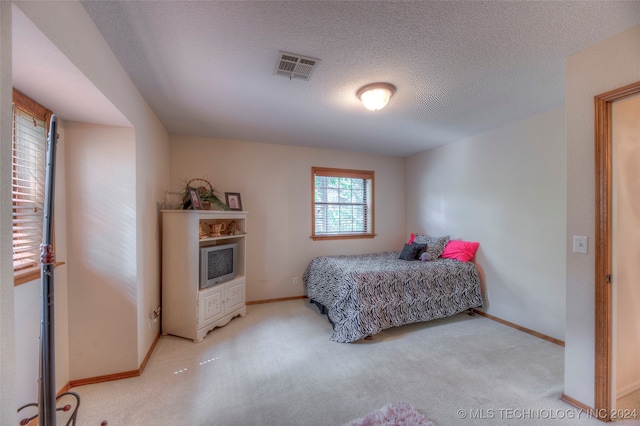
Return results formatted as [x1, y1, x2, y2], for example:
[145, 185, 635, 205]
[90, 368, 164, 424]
[312, 167, 374, 238]
[12, 105, 47, 271]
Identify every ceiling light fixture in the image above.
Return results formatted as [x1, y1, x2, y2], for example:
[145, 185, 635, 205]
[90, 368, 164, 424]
[357, 82, 396, 111]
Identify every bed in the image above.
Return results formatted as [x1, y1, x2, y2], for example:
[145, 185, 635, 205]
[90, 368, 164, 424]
[303, 251, 483, 342]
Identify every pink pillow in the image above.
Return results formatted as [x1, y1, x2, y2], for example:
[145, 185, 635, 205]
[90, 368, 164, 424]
[441, 240, 479, 262]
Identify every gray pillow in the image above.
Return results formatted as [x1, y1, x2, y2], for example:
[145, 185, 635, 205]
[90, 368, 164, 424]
[399, 243, 427, 260]
[413, 234, 450, 259]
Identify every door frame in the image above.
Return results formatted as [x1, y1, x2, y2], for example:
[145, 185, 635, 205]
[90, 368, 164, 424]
[594, 80, 640, 421]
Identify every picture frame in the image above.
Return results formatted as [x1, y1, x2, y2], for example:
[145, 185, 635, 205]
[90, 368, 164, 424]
[187, 186, 202, 210]
[225, 192, 242, 211]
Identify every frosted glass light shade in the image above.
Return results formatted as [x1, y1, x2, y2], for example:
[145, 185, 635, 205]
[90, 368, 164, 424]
[357, 82, 396, 111]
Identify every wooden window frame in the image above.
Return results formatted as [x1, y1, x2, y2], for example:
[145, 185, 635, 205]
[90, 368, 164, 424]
[311, 167, 375, 241]
[12, 89, 53, 286]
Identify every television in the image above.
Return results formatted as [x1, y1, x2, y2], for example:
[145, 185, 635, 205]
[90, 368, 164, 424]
[200, 243, 238, 290]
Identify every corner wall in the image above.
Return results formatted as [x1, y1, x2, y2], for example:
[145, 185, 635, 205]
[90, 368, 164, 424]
[406, 108, 567, 341]
[565, 23, 640, 407]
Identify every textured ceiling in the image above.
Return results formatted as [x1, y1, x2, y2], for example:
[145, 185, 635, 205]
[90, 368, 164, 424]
[74, 2, 640, 155]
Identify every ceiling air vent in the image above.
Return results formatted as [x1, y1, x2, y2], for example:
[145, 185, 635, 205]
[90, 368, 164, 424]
[274, 51, 320, 81]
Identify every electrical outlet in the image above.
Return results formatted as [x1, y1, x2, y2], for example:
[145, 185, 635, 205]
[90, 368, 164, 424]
[149, 306, 161, 323]
[292, 277, 298, 286]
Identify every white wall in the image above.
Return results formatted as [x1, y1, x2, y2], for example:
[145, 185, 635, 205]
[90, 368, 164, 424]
[612, 94, 640, 398]
[0, 1, 16, 423]
[13, 269, 70, 406]
[65, 123, 138, 378]
[565, 23, 640, 407]
[13, 0, 170, 383]
[168, 136, 407, 302]
[406, 108, 567, 341]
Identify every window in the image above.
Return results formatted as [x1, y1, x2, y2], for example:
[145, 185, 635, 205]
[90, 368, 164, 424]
[311, 167, 375, 240]
[12, 89, 51, 284]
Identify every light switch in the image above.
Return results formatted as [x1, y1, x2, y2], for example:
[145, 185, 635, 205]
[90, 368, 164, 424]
[573, 236, 588, 254]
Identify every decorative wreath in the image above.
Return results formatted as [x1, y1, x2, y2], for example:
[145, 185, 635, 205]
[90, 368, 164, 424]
[185, 178, 214, 199]
[182, 178, 228, 210]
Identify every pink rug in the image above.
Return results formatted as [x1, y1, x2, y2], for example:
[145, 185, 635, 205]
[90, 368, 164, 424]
[344, 402, 436, 426]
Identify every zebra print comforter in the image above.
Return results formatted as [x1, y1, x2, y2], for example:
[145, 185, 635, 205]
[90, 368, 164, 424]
[303, 251, 483, 342]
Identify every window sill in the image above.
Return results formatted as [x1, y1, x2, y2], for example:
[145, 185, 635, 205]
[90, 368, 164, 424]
[14, 262, 66, 286]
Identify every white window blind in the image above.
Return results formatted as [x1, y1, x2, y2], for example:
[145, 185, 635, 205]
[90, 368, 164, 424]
[312, 167, 374, 239]
[12, 105, 47, 271]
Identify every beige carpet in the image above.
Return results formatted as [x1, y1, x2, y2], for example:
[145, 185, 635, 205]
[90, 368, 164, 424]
[70, 299, 625, 425]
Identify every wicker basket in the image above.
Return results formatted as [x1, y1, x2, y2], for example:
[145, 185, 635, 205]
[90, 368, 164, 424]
[183, 178, 227, 210]
[185, 178, 213, 199]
